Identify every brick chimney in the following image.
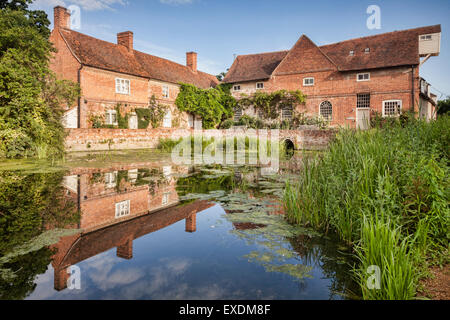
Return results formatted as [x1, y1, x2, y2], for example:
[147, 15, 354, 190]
[117, 239, 133, 260]
[185, 213, 197, 233]
[186, 52, 197, 73]
[117, 31, 134, 52]
[54, 6, 71, 29]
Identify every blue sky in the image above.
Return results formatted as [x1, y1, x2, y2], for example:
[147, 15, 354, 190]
[32, 0, 449, 99]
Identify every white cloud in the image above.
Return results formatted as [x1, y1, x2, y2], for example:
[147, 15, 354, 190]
[32, 0, 128, 11]
[159, 0, 194, 5]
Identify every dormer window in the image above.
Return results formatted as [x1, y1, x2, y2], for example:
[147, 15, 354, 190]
[349, 50, 354, 56]
[357, 73, 370, 82]
[364, 48, 370, 54]
[420, 34, 432, 41]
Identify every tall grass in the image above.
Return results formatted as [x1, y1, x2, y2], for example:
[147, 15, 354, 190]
[283, 115, 450, 299]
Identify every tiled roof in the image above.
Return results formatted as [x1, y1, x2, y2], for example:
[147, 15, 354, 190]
[223, 25, 441, 83]
[222, 50, 288, 83]
[59, 28, 218, 89]
[320, 25, 441, 72]
[272, 35, 337, 75]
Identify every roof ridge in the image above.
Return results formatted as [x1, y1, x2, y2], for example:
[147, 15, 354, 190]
[236, 50, 289, 58]
[319, 24, 441, 48]
[273, 34, 337, 75]
[58, 28, 218, 85]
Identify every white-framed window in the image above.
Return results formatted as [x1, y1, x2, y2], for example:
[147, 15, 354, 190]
[234, 107, 243, 122]
[357, 93, 371, 108]
[349, 50, 354, 56]
[303, 77, 314, 86]
[163, 110, 172, 128]
[357, 73, 370, 82]
[233, 85, 241, 91]
[115, 78, 130, 94]
[162, 85, 169, 98]
[420, 34, 432, 41]
[383, 100, 402, 117]
[364, 48, 370, 54]
[115, 200, 130, 219]
[319, 101, 333, 121]
[105, 109, 118, 125]
[105, 171, 118, 188]
[256, 82, 264, 89]
[281, 105, 293, 121]
[162, 192, 171, 205]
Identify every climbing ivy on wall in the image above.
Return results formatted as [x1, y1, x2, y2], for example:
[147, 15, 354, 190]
[115, 104, 129, 129]
[135, 95, 169, 129]
[175, 83, 235, 129]
[237, 90, 307, 120]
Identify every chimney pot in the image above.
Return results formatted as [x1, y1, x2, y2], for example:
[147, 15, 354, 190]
[186, 52, 198, 73]
[54, 6, 71, 30]
[117, 31, 134, 52]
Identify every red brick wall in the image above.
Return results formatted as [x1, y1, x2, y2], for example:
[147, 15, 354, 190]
[65, 128, 336, 152]
[231, 66, 421, 128]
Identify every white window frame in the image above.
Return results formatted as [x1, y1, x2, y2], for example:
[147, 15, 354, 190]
[357, 73, 370, 82]
[303, 77, 314, 86]
[162, 192, 171, 205]
[162, 85, 169, 99]
[233, 85, 241, 92]
[105, 171, 118, 188]
[115, 78, 130, 95]
[163, 110, 172, 128]
[256, 82, 264, 89]
[349, 50, 354, 56]
[319, 101, 333, 121]
[105, 109, 118, 126]
[382, 100, 402, 117]
[115, 200, 130, 219]
[420, 34, 432, 41]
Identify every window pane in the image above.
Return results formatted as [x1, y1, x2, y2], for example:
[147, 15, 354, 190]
[319, 101, 333, 121]
[357, 94, 370, 108]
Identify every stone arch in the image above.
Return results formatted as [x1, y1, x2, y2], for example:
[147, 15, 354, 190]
[282, 138, 296, 158]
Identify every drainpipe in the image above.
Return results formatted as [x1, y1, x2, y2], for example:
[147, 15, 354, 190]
[77, 65, 83, 128]
[411, 65, 415, 112]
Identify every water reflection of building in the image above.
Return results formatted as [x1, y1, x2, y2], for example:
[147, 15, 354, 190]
[62, 165, 189, 232]
[53, 165, 213, 291]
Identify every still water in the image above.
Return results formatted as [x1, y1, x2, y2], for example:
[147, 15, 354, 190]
[0, 151, 360, 300]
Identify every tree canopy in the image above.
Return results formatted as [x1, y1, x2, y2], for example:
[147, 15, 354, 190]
[0, 4, 79, 159]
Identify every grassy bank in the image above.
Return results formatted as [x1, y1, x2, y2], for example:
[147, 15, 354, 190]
[157, 136, 290, 157]
[283, 116, 449, 299]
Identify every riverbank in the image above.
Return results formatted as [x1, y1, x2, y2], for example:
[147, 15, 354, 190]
[283, 115, 449, 300]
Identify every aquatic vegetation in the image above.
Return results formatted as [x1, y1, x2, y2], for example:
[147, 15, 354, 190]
[283, 116, 450, 299]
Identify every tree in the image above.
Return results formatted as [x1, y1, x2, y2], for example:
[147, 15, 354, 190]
[437, 97, 450, 116]
[0, 0, 50, 38]
[0, 6, 79, 159]
[216, 71, 228, 82]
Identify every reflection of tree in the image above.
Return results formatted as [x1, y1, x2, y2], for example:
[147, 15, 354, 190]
[0, 171, 80, 300]
[288, 235, 362, 299]
[0, 247, 53, 300]
[176, 172, 233, 196]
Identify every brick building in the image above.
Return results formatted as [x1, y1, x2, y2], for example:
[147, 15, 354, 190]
[50, 6, 218, 129]
[223, 25, 441, 128]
